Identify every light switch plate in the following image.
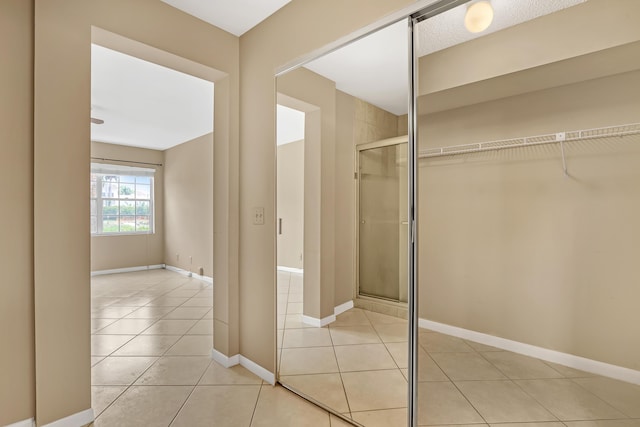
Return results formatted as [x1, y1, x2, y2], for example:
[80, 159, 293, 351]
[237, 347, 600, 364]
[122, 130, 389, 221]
[253, 207, 265, 225]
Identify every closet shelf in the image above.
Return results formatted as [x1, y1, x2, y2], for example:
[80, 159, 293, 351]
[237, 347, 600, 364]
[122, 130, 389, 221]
[418, 122, 640, 159]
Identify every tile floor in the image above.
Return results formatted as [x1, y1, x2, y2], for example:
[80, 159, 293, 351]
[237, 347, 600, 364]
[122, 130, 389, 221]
[90, 269, 348, 427]
[277, 271, 640, 427]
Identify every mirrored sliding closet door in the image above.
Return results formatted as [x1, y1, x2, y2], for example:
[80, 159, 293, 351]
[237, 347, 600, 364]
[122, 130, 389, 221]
[276, 0, 640, 426]
[275, 19, 412, 427]
[414, 1, 640, 426]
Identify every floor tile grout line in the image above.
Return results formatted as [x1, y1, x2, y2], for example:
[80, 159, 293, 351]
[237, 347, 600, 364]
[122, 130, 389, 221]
[276, 279, 291, 379]
[474, 349, 590, 383]
[448, 379, 491, 425]
[567, 377, 633, 419]
[167, 359, 213, 426]
[92, 277, 153, 421]
[425, 347, 490, 425]
[280, 276, 414, 420]
[473, 346, 507, 378]
[276, 272, 291, 374]
[508, 377, 578, 422]
[94, 383, 265, 388]
[91, 384, 130, 421]
[455, 377, 564, 423]
[358, 315, 407, 380]
[279, 272, 355, 420]
[248, 381, 265, 427]
[94, 277, 187, 309]
[326, 299, 354, 419]
[95, 271, 640, 425]
[349, 405, 409, 415]
[91, 270, 215, 423]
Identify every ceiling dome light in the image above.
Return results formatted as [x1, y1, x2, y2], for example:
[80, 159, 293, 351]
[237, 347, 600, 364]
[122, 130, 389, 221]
[465, 1, 494, 33]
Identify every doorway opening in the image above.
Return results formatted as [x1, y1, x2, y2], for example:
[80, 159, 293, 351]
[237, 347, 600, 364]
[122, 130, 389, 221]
[356, 136, 408, 304]
[276, 104, 305, 273]
[275, 102, 306, 372]
[89, 28, 216, 421]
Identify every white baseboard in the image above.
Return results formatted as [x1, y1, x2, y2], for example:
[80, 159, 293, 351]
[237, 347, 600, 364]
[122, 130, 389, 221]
[301, 301, 354, 327]
[165, 265, 213, 284]
[334, 300, 354, 316]
[211, 348, 240, 368]
[41, 408, 94, 427]
[277, 266, 303, 275]
[419, 318, 640, 386]
[210, 348, 275, 384]
[302, 314, 336, 327]
[5, 418, 35, 427]
[91, 264, 164, 276]
[240, 356, 276, 385]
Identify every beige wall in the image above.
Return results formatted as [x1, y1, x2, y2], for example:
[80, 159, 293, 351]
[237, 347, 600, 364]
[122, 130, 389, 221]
[335, 91, 405, 306]
[164, 133, 214, 276]
[354, 97, 400, 144]
[278, 68, 405, 319]
[334, 91, 357, 305]
[278, 67, 336, 321]
[34, 0, 91, 422]
[13, 0, 640, 423]
[240, 0, 414, 371]
[32, 0, 238, 424]
[414, 0, 640, 373]
[419, 0, 640, 96]
[354, 98, 405, 300]
[397, 114, 409, 136]
[0, 0, 35, 425]
[419, 70, 640, 371]
[277, 140, 305, 269]
[90, 142, 165, 271]
[6, 0, 415, 421]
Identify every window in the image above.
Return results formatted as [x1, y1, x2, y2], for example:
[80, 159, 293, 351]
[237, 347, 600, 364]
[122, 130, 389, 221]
[90, 163, 155, 235]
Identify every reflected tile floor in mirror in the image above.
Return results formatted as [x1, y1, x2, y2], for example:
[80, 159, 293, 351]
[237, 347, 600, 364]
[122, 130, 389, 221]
[90, 270, 348, 427]
[277, 271, 640, 427]
[278, 270, 409, 425]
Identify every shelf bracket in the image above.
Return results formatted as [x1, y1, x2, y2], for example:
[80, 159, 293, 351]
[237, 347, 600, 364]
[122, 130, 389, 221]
[557, 132, 569, 177]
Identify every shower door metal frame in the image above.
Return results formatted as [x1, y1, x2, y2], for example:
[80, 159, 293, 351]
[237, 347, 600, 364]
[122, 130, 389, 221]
[354, 136, 409, 305]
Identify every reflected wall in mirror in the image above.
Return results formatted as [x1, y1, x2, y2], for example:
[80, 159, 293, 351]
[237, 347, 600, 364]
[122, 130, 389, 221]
[415, 0, 640, 425]
[276, 19, 410, 426]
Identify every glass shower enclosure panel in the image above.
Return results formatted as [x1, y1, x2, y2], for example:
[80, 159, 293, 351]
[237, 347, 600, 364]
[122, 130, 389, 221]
[358, 139, 408, 302]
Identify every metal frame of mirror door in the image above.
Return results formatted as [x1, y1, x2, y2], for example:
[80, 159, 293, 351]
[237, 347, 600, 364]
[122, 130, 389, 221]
[407, 5, 473, 426]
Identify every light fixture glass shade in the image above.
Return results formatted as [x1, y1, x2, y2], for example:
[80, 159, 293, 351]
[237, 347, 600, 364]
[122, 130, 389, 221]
[465, 1, 494, 33]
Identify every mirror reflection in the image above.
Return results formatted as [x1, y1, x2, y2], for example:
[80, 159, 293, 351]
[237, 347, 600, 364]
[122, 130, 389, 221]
[415, 1, 640, 426]
[358, 139, 408, 303]
[276, 1, 640, 425]
[276, 19, 410, 426]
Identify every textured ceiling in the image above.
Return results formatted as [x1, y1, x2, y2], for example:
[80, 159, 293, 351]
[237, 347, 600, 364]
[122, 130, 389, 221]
[300, 0, 586, 116]
[160, 0, 291, 36]
[91, 44, 214, 150]
[416, 0, 587, 56]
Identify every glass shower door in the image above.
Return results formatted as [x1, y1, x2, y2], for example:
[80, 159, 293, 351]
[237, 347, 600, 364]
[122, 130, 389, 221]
[358, 140, 408, 302]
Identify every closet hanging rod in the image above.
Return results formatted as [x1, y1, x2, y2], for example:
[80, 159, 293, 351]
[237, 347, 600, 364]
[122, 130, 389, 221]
[91, 157, 163, 167]
[418, 122, 640, 159]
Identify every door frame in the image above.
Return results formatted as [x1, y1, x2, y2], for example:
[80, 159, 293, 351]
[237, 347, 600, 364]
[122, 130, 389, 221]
[354, 135, 409, 303]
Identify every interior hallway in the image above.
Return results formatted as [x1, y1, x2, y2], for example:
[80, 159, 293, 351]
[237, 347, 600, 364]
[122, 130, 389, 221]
[90, 269, 349, 426]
